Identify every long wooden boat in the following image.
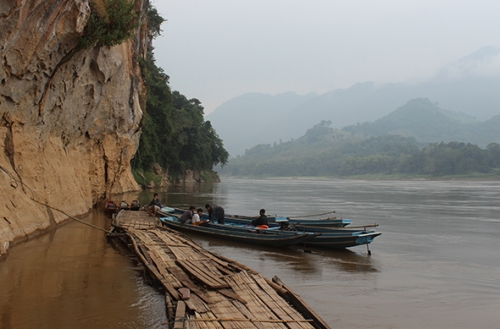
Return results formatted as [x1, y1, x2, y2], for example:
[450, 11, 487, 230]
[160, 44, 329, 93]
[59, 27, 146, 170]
[159, 215, 319, 248]
[212, 218, 381, 249]
[161, 208, 381, 250]
[159, 207, 352, 229]
[228, 213, 352, 227]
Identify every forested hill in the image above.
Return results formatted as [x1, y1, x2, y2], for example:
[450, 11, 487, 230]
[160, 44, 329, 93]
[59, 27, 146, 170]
[220, 109, 500, 177]
[343, 98, 500, 148]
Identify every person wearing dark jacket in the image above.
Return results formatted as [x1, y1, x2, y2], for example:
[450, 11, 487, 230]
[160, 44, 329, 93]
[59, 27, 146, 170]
[251, 209, 268, 227]
[205, 204, 225, 224]
[147, 193, 162, 217]
[180, 206, 195, 224]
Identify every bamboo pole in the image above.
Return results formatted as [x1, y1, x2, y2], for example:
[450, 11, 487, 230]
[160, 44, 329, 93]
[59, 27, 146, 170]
[188, 318, 313, 323]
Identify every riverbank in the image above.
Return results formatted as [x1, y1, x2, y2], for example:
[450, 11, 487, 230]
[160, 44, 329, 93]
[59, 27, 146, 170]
[220, 172, 500, 181]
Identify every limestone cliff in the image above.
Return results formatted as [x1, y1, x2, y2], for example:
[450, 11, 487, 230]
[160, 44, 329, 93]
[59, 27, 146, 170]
[0, 0, 148, 255]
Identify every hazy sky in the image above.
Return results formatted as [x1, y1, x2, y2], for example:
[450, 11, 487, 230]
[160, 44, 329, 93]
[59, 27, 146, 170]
[152, 0, 500, 115]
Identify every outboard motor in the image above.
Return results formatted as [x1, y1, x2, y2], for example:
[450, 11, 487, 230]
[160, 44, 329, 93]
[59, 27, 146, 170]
[274, 217, 289, 230]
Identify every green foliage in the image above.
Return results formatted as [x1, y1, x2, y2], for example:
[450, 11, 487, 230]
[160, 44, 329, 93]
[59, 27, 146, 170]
[133, 8, 228, 180]
[165, 92, 228, 176]
[147, 5, 165, 40]
[221, 121, 500, 178]
[80, 0, 139, 48]
[132, 169, 162, 187]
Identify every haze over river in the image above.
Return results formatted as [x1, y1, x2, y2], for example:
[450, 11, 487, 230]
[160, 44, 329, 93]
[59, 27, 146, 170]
[1, 178, 499, 328]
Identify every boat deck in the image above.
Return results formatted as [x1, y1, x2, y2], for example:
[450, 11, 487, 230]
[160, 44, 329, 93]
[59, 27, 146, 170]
[111, 211, 331, 328]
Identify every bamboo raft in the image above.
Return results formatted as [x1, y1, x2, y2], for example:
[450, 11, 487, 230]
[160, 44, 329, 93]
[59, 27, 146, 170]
[110, 211, 331, 329]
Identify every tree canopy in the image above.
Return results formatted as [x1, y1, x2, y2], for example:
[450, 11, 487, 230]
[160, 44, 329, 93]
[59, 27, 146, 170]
[132, 5, 228, 180]
[221, 122, 500, 178]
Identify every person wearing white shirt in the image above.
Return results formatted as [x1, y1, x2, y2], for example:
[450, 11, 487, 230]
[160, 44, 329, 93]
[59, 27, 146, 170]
[192, 208, 208, 226]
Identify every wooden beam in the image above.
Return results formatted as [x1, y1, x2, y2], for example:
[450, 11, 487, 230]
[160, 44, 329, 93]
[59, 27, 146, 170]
[173, 301, 186, 329]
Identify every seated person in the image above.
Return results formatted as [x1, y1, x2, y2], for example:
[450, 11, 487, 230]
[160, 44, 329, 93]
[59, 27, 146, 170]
[251, 209, 268, 228]
[180, 206, 195, 224]
[146, 193, 162, 217]
[192, 208, 208, 226]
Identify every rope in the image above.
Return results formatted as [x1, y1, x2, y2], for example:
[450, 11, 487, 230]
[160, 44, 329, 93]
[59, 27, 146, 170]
[1, 165, 110, 234]
[287, 210, 336, 219]
[35, 200, 110, 233]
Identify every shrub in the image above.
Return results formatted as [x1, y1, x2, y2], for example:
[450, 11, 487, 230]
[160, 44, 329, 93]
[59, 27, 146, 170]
[80, 0, 139, 48]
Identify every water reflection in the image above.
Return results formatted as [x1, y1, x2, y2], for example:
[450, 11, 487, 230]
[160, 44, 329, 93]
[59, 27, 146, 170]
[3, 178, 500, 329]
[298, 247, 379, 273]
[0, 210, 166, 329]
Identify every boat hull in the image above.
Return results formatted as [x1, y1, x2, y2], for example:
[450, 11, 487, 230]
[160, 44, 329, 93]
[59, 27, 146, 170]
[159, 216, 317, 248]
[159, 206, 381, 249]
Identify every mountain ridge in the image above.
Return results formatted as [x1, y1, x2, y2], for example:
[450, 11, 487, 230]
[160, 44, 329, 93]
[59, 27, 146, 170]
[207, 47, 500, 156]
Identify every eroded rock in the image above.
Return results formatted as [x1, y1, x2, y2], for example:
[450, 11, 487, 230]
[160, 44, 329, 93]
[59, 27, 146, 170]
[0, 0, 148, 255]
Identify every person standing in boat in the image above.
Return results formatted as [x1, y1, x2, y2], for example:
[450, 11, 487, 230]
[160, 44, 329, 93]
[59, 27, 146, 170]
[147, 193, 162, 217]
[192, 208, 208, 226]
[251, 209, 269, 228]
[180, 206, 196, 224]
[205, 204, 225, 224]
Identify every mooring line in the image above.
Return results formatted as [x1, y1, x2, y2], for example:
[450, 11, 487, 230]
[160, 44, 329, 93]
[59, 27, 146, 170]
[287, 210, 336, 219]
[1, 165, 110, 233]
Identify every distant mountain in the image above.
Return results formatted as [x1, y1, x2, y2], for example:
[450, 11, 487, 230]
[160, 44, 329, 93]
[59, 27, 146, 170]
[206, 92, 317, 156]
[207, 47, 500, 156]
[220, 101, 500, 177]
[342, 98, 500, 147]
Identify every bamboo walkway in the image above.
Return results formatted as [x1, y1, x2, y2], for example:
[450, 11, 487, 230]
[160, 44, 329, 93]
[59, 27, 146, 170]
[111, 211, 331, 329]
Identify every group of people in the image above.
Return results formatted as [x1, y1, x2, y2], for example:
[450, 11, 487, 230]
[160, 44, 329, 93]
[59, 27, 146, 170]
[180, 206, 206, 226]
[146, 194, 268, 228]
[180, 204, 225, 226]
[146, 194, 226, 225]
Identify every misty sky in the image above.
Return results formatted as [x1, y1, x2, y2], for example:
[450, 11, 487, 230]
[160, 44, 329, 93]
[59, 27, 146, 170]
[151, 0, 500, 115]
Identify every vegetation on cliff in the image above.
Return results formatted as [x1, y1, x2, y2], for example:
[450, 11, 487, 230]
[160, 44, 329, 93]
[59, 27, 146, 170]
[132, 5, 228, 184]
[80, 0, 140, 48]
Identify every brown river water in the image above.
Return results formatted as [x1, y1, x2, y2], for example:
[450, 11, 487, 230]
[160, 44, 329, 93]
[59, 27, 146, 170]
[1, 178, 499, 328]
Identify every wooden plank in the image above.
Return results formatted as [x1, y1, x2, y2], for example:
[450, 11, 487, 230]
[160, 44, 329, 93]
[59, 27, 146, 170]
[174, 301, 186, 329]
[251, 274, 313, 329]
[151, 230, 187, 247]
[193, 311, 224, 329]
[166, 232, 233, 268]
[189, 319, 313, 323]
[223, 272, 282, 329]
[217, 288, 247, 305]
[154, 256, 216, 304]
[184, 293, 210, 313]
[137, 243, 155, 265]
[147, 247, 183, 288]
[272, 276, 332, 329]
[208, 299, 251, 329]
[177, 260, 229, 289]
[160, 279, 182, 301]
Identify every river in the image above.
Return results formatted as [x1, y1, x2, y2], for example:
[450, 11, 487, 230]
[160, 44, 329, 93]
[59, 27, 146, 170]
[1, 178, 499, 328]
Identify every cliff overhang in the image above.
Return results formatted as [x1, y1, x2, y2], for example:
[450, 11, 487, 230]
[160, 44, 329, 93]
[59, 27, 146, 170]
[0, 0, 148, 255]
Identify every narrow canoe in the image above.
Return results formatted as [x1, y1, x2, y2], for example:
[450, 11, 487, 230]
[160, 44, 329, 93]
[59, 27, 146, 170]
[159, 216, 318, 248]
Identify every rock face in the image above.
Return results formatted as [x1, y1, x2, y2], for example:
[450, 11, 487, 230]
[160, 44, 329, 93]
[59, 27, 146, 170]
[0, 0, 148, 255]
